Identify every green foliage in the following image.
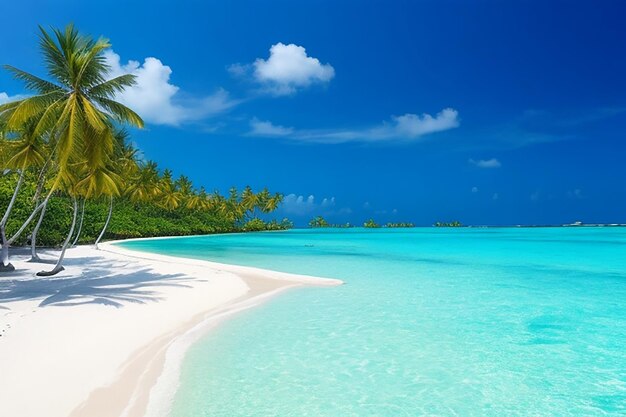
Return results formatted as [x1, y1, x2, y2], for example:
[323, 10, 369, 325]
[309, 216, 330, 228]
[0, 172, 291, 247]
[0, 24, 291, 254]
[364, 219, 380, 228]
[433, 221, 463, 227]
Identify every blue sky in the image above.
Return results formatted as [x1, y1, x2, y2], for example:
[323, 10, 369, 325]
[1, 0, 625, 226]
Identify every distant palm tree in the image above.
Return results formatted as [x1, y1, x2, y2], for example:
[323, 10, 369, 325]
[263, 192, 283, 213]
[186, 186, 209, 210]
[126, 161, 161, 204]
[159, 170, 182, 211]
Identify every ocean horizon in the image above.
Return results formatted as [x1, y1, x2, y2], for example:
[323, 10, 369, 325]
[118, 227, 626, 416]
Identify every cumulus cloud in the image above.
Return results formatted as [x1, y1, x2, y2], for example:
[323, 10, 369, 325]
[469, 158, 501, 168]
[249, 118, 294, 136]
[0, 92, 28, 105]
[230, 43, 335, 96]
[104, 50, 239, 126]
[0, 92, 11, 104]
[248, 108, 459, 143]
[280, 193, 349, 216]
[281, 194, 317, 215]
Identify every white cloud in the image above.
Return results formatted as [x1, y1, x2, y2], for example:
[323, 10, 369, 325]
[248, 108, 459, 143]
[321, 197, 336, 208]
[469, 158, 501, 168]
[0, 92, 28, 105]
[471, 186, 479, 193]
[280, 193, 348, 216]
[249, 118, 294, 136]
[232, 43, 335, 96]
[104, 50, 239, 126]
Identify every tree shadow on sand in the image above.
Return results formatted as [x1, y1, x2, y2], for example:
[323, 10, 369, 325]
[0, 256, 191, 308]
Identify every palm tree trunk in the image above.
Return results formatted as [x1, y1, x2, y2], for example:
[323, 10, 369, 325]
[95, 196, 113, 249]
[29, 199, 49, 262]
[71, 199, 86, 247]
[8, 191, 52, 245]
[0, 170, 25, 272]
[27, 170, 50, 262]
[0, 226, 14, 271]
[1, 169, 25, 227]
[37, 197, 78, 277]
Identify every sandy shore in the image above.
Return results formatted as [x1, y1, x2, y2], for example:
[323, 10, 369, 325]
[0, 240, 342, 417]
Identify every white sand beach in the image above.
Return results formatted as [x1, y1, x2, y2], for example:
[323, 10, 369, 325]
[0, 242, 342, 417]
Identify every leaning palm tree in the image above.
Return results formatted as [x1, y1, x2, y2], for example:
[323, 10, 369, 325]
[0, 24, 144, 251]
[36, 169, 82, 276]
[0, 119, 46, 270]
[71, 198, 86, 247]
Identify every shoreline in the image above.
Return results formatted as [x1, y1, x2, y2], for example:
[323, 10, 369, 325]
[0, 238, 342, 417]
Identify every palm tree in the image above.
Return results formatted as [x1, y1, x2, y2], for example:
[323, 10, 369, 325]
[159, 169, 182, 211]
[91, 129, 135, 249]
[263, 192, 283, 213]
[186, 186, 209, 210]
[71, 199, 86, 247]
[0, 120, 46, 270]
[126, 161, 161, 204]
[241, 186, 259, 213]
[28, 170, 54, 262]
[37, 172, 81, 276]
[0, 24, 144, 249]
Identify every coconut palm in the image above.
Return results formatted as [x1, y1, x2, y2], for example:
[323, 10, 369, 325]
[159, 170, 182, 211]
[37, 171, 81, 276]
[186, 186, 209, 210]
[89, 130, 137, 248]
[241, 186, 259, 213]
[29, 171, 54, 262]
[0, 120, 46, 270]
[126, 161, 161, 204]
[0, 24, 144, 247]
[71, 199, 86, 247]
[261, 191, 283, 213]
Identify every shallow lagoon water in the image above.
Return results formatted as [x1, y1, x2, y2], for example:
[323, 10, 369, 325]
[119, 228, 626, 416]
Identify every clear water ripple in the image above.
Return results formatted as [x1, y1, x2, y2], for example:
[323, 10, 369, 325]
[119, 227, 626, 417]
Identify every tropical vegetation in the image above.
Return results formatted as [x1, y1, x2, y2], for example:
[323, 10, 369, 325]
[308, 216, 330, 228]
[385, 222, 415, 228]
[363, 219, 380, 228]
[434, 221, 463, 227]
[0, 24, 288, 275]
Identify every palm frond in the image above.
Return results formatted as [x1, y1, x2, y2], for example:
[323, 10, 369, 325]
[92, 96, 144, 127]
[88, 74, 137, 98]
[2, 65, 65, 94]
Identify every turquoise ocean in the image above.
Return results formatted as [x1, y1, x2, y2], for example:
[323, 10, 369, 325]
[118, 228, 626, 417]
